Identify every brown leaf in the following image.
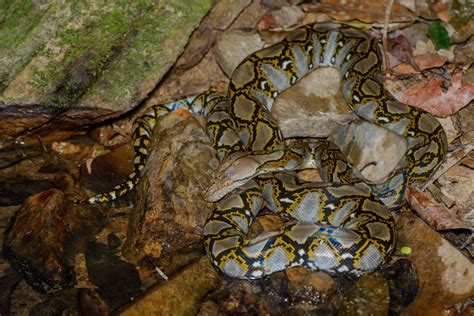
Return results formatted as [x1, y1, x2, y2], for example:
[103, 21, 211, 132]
[398, 70, 474, 116]
[406, 187, 470, 230]
[304, 0, 414, 24]
[388, 35, 419, 71]
[392, 54, 448, 74]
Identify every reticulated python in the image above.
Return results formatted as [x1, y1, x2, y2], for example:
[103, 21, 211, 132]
[75, 23, 447, 279]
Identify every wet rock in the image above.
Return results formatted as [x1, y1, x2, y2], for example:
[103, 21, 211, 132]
[231, 0, 273, 30]
[119, 256, 219, 315]
[0, 177, 69, 207]
[149, 50, 228, 109]
[330, 120, 407, 182]
[197, 300, 220, 315]
[107, 233, 122, 250]
[272, 67, 356, 139]
[0, 145, 45, 171]
[0, 206, 19, 246]
[286, 268, 337, 313]
[150, 247, 204, 283]
[123, 113, 219, 262]
[29, 288, 85, 315]
[0, 149, 76, 207]
[176, 0, 252, 71]
[79, 288, 103, 316]
[206, 0, 253, 31]
[9, 280, 46, 314]
[79, 144, 134, 199]
[0, 270, 23, 315]
[214, 30, 266, 77]
[212, 280, 265, 314]
[0, 1, 213, 144]
[287, 268, 335, 298]
[257, 5, 306, 31]
[260, 274, 292, 314]
[0, 207, 34, 314]
[3, 189, 103, 293]
[381, 259, 419, 315]
[396, 211, 474, 315]
[338, 271, 390, 316]
[85, 241, 141, 309]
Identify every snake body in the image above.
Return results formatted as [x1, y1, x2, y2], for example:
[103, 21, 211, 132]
[75, 23, 447, 279]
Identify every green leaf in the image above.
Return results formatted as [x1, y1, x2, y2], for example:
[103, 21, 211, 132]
[427, 20, 451, 49]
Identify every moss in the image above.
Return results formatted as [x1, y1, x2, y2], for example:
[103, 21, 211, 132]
[0, 0, 15, 21]
[2, 0, 212, 110]
[0, 1, 50, 51]
[31, 2, 136, 106]
[80, 0, 213, 107]
[0, 1, 51, 92]
[58, 7, 131, 74]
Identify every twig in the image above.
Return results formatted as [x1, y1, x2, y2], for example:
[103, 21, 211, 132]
[146, 257, 169, 282]
[154, 265, 169, 282]
[383, 0, 395, 71]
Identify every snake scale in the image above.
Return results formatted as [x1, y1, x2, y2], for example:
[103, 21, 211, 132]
[75, 23, 447, 279]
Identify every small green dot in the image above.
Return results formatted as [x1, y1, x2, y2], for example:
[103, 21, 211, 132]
[400, 246, 412, 255]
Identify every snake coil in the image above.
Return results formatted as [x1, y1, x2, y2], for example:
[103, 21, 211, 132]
[75, 23, 447, 279]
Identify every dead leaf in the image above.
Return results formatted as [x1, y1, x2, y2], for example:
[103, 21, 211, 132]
[438, 164, 474, 211]
[392, 54, 448, 74]
[303, 0, 414, 24]
[433, 1, 450, 23]
[451, 20, 474, 44]
[406, 187, 470, 230]
[422, 143, 474, 189]
[388, 34, 419, 71]
[397, 70, 474, 116]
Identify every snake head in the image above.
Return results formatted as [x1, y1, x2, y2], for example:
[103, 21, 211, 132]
[204, 154, 262, 202]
